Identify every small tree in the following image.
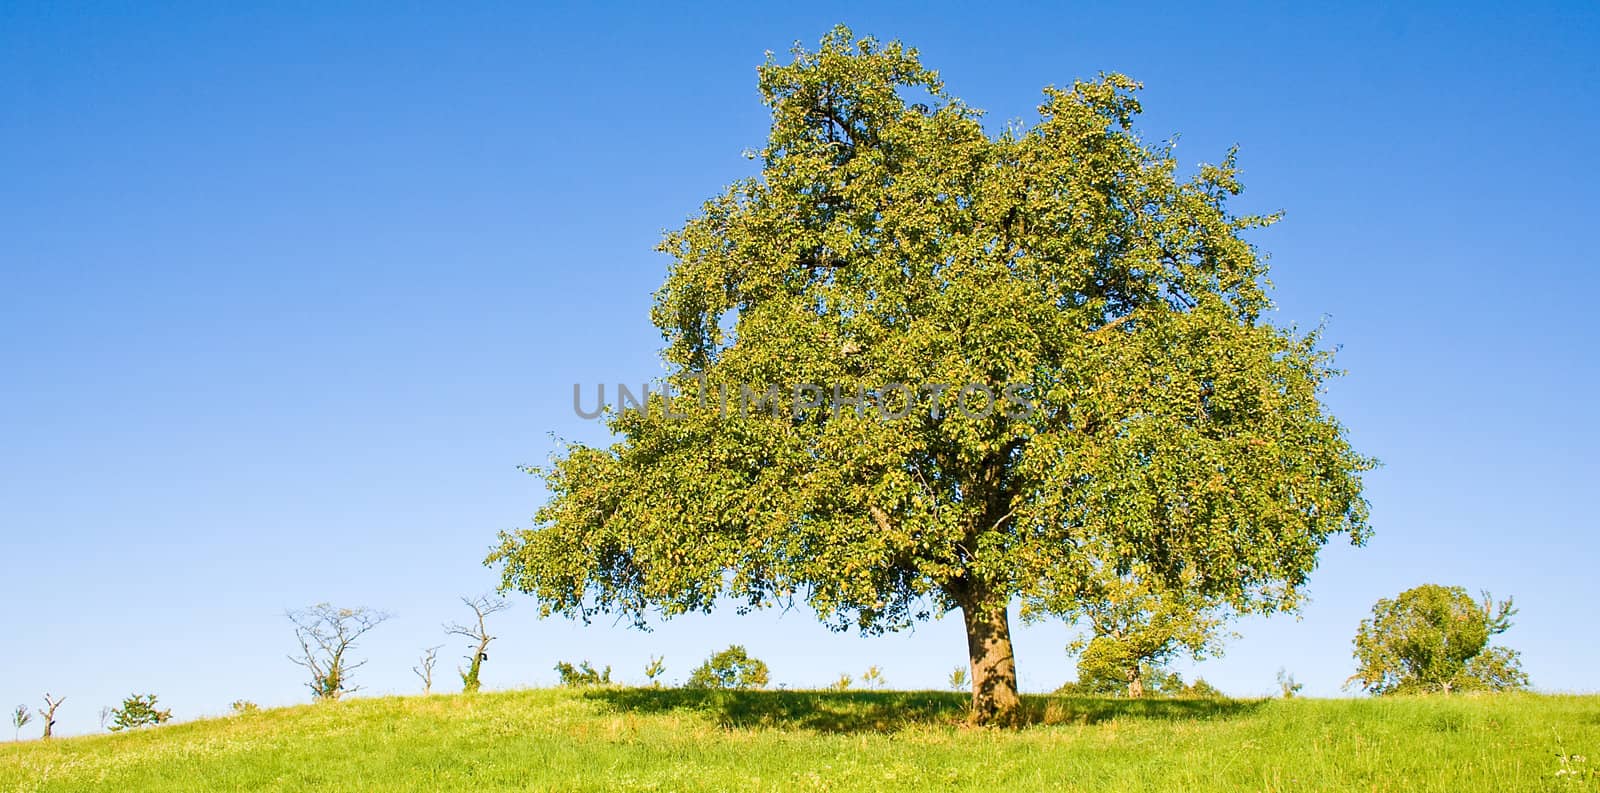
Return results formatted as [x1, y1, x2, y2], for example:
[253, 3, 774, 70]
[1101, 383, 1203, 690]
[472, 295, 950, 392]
[686, 645, 770, 690]
[97, 706, 112, 731]
[447, 595, 510, 694]
[287, 603, 391, 701]
[11, 705, 30, 741]
[414, 645, 443, 695]
[644, 656, 667, 688]
[108, 693, 170, 731]
[554, 661, 612, 687]
[1349, 584, 1528, 695]
[1277, 669, 1303, 699]
[948, 667, 968, 692]
[827, 674, 853, 692]
[230, 700, 260, 715]
[38, 694, 64, 739]
[860, 666, 885, 689]
[1030, 567, 1232, 699]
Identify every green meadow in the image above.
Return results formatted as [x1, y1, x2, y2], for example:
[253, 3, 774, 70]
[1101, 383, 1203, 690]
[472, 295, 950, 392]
[4, 688, 1596, 792]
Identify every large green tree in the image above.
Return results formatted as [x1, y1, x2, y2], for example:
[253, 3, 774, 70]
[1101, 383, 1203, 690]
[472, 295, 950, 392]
[1349, 584, 1528, 695]
[490, 27, 1372, 724]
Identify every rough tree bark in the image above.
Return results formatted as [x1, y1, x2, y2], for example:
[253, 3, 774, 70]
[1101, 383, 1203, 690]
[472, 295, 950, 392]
[958, 590, 1023, 726]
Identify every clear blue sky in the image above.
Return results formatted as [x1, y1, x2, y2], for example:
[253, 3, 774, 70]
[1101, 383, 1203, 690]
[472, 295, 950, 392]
[3, 2, 1596, 736]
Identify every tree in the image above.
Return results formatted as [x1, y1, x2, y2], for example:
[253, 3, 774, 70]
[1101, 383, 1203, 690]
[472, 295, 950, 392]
[1028, 567, 1232, 698]
[414, 645, 443, 695]
[447, 595, 510, 694]
[860, 665, 886, 689]
[1277, 669, 1303, 699]
[644, 655, 667, 687]
[37, 694, 63, 739]
[10, 704, 30, 741]
[108, 693, 171, 731]
[286, 603, 391, 701]
[686, 645, 770, 690]
[1349, 584, 1528, 695]
[97, 706, 112, 731]
[948, 666, 968, 692]
[489, 26, 1372, 725]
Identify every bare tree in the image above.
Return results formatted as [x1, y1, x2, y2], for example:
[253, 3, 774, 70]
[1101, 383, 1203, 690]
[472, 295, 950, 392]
[446, 595, 510, 693]
[286, 603, 391, 701]
[38, 694, 64, 739]
[413, 644, 443, 695]
[98, 706, 113, 731]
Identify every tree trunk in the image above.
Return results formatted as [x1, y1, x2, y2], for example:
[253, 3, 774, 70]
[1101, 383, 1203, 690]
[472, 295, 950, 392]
[1126, 664, 1144, 699]
[959, 595, 1023, 726]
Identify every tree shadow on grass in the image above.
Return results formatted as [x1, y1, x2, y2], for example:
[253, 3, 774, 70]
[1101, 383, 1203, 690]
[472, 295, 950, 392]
[583, 688, 1268, 734]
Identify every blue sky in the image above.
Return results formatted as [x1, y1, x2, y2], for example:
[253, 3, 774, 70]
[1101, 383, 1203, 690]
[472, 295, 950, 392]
[3, 2, 1597, 736]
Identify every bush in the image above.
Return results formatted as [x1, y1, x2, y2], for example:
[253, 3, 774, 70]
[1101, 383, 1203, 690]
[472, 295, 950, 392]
[230, 700, 261, 715]
[686, 645, 769, 690]
[554, 661, 612, 687]
[109, 694, 171, 731]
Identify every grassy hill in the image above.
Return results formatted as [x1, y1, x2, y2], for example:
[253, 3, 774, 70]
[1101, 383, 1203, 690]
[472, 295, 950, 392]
[3, 688, 1596, 791]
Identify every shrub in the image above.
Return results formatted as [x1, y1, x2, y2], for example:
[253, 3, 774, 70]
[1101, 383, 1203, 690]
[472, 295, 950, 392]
[230, 700, 261, 715]
[686, 645, 770, 690]
[554, 661, 612, 687]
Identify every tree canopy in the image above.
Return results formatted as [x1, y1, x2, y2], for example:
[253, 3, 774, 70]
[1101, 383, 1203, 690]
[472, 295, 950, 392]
[490, 26, 1372, 724]
[1349, 584, 1528, 695]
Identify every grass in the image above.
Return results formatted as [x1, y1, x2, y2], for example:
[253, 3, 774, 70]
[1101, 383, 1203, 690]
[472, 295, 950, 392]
[3, 688, 1597, 791]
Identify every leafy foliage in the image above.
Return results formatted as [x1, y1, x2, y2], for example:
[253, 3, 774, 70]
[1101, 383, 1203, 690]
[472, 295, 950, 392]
[860, 666, 885, 689]
[10, 704, 30, 740]
[1349, 584, 1529, 695]
[686, 645, 770, 690]
[948, 667, 968, 692]
[1057, 671, 1219, 699]
[489, 25, 1372, 724]
[1276, 669, 1303, 699]
[1031, 567, 1233, 698]
[109, 693, 171, 731]
[230, 700, 260, 715]
[554, 661, 612, 687]
[645, 656, 667, 687]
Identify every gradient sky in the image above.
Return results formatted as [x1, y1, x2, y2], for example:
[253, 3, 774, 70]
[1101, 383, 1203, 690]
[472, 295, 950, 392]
[3, 2, 1597, 737]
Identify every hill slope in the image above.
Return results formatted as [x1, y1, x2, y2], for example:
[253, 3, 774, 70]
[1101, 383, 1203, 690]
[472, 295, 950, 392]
[3, 688, 1596, 791]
